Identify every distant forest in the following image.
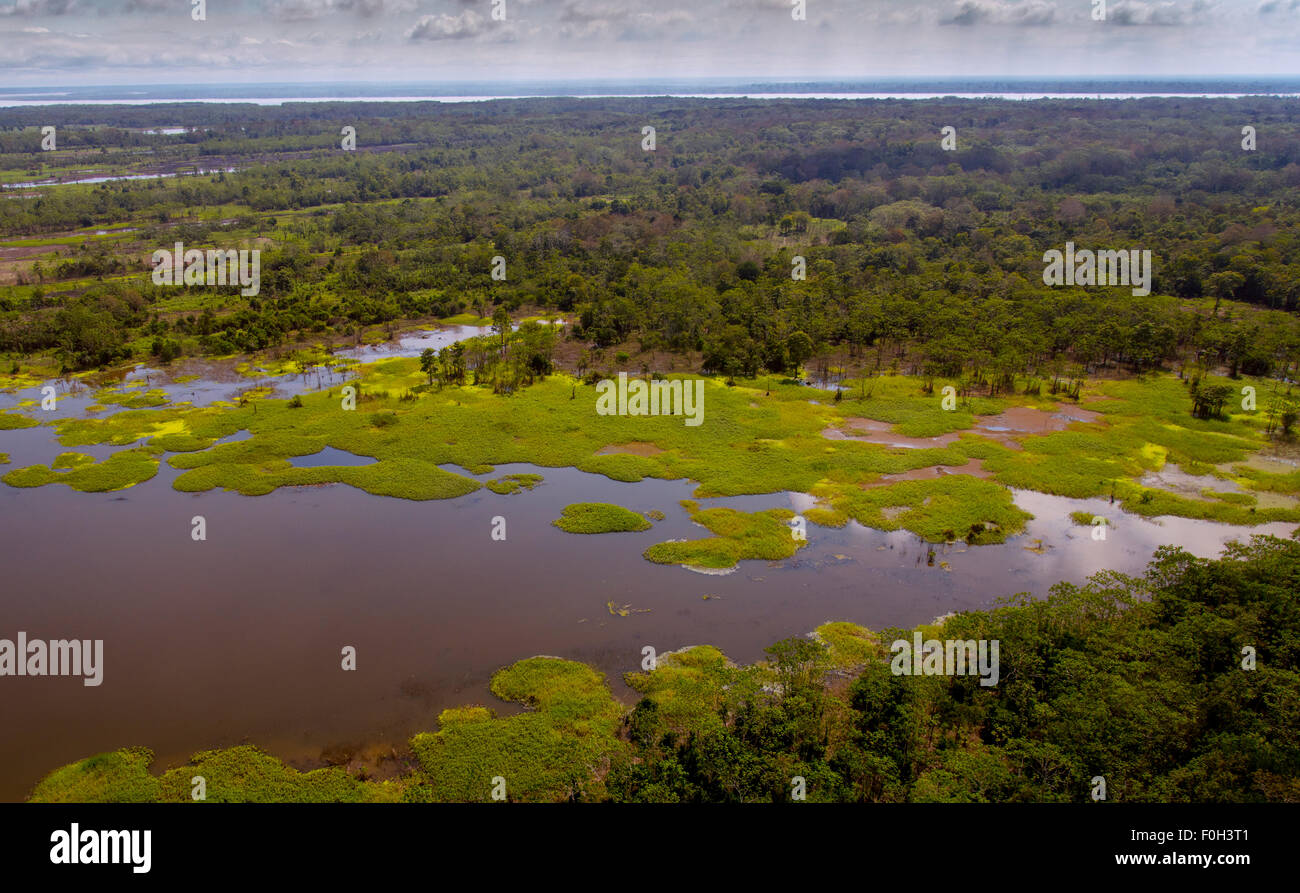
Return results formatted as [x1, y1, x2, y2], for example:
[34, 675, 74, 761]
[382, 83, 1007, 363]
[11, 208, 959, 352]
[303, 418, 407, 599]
[2, 97, 1299, 387]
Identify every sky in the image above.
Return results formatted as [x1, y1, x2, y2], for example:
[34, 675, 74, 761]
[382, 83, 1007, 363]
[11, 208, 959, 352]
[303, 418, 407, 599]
[0, 0, 1297, 86]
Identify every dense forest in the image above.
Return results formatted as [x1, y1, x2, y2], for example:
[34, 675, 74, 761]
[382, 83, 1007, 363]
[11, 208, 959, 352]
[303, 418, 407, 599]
[605, 536, 1300, 803]
[2, 97, 1300, 393]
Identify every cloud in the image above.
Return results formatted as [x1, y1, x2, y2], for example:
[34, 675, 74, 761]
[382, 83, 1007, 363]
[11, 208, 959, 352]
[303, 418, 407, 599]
[559, 1, 694, 40]
[0, 0, 78, 16]
[270, 0, 416, 21]
[407, 9, 486, 40]
[941, 0, 1057, 26]
[1108, 0, 1209, 25]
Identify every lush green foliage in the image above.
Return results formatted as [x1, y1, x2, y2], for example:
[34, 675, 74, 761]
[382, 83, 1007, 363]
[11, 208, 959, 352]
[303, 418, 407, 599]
[552, 501, 652, 533]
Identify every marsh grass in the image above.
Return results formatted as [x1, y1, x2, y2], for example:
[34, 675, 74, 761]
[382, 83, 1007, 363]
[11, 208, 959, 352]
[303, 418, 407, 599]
[553, 502, 651, 533]
[27, 747, 160, 803]
[3, 448, 157, 492]
[8, 360, 1293, 535]
[643, 499, 806, 568]
[409, 657, 624, 802]
[813, 621, 883, 669]
[0, 412, 38, 430]
[486, 473, 544, 495]
[623, 646, 733, 739]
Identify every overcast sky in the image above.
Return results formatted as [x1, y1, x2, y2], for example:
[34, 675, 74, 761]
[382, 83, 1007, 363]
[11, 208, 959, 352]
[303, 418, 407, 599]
[1, 0, 1297, 86]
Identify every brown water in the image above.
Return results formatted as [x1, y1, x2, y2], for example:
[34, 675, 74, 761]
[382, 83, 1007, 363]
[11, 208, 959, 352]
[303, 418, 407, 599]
[1, 360, 1293, 801]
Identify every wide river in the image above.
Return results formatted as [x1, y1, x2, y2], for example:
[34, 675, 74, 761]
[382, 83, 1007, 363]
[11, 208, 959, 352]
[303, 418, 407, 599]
[0, 330, 1292, 801]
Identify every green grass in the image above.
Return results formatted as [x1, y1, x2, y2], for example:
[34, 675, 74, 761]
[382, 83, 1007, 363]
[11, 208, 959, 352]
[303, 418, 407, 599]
[27, 747, 162, 803]
[409, 657, 625, 802]
[643, 499, 806, 568]
[156, 746, 372, 803]
[807, 474, 1032, 545]
[9, 360, 1292, 537]
[1113, 480, 1299, 525]
[27, 744, 409, 804]
[0, 412, 39, 430]
[623, 646, 734, 739]
[553, 502, 651, 533]
[813, 621, 883, 669]
[1201, 488, 1257, 506]
[486, 472, 544, 495]
[3, 448, 158, 492]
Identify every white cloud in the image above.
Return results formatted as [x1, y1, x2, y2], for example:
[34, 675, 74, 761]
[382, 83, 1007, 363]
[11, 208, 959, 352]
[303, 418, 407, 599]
[407, 9, 486, 40]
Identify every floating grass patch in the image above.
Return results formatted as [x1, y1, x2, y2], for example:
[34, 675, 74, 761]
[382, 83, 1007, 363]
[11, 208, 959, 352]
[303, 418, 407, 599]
[553, 502, 651, 533]
[172, 456, 480, 500]
[486, 473, 543, 495]
[1114, 482, 1300, 525]
[409, 657, 624, 802]
[95, 386, 170, 409]
[3, 448, 158, 492]
[811, 476, 1031, 545]
[643, 500, 806, 569]
[0, 412, 38, 430]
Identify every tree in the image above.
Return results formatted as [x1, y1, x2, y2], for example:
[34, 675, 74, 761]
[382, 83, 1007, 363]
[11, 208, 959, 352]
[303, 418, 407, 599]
[1207, 271, 1244, 317]
[492, 306, 511, 354]
[419, 347, 436, 385]
[786, 331, 814, 373]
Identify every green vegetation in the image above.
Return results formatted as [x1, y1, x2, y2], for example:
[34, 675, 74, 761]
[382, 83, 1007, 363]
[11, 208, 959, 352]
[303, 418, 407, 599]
[6, 361, 1296, 538]
[3, 448, 157, 492]
[409, 657, 625, 802]
[486, 472, 544, 495]
[3, 98, 1300, 542]
[553, 502, 651, 534]
[0, 413, 39, 430]
[813, 621, 884, 670]
[644, 499, 807, 568]
[28, 746, 162, 804]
